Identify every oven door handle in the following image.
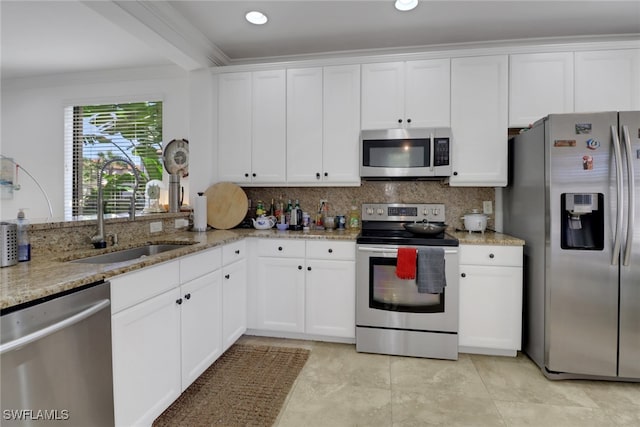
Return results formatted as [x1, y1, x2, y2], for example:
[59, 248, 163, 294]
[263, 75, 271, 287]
[357, 246, 458, 255]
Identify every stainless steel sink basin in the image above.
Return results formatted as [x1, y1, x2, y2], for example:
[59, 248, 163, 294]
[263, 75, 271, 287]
[70, 243, 192, 264]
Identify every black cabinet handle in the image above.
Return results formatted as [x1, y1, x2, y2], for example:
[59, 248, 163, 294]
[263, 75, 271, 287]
[316, 172, 321, 179]
[184, 293, 191, 300]
[307, 266, 312, 271]
[489, 253, 495, 259]
[278, 246, 283, 251]
[407, 118, 412, 123]
[461, 273, 466, 278]
[176, 298, 183, 305]
[328, 248, 333, 253]
[324, 172, 328, 177]
[225, 274, 230, 279]
[298, 265, 302, 270]
[252, 173, 256, 177]
[244, 173, 249, 178]
[398, 119, 403, 124]
[453, 171, 458, 176]
[235, 249, 240, 254]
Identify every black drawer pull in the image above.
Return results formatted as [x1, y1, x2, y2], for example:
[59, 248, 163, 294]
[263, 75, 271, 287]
[489, 253, 495, 259]
[225, 274, 230, 279]
[278, 246, 283, 251]
[235, 249, 240, 254]
[307, 266, 312, 271]
[461, 273, 466, 278]
[176, 298, 183, 305]
[184, 293, 191, 300]
[328, 248, 333, 253]
[298, 265, 302, 270]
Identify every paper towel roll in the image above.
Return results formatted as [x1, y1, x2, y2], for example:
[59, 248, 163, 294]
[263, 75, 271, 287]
[193, 193, 208, 231]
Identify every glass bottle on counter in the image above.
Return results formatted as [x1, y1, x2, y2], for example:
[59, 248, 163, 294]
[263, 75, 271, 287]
[348, 200, 360, 230]
[285, 199, 293, 225]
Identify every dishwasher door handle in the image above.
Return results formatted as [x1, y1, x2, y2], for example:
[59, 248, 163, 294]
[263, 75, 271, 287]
[0, 299, 110, 355]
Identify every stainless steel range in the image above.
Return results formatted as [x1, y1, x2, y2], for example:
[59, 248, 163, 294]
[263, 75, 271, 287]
[356, 203, 459, 360]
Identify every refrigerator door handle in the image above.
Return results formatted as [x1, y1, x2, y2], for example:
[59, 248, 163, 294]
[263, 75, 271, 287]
[611, 125, 624, 266]
[622, 125, 635, 266]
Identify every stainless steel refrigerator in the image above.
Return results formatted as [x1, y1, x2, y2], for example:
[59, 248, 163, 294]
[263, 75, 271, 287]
[504, 111, 639, 381]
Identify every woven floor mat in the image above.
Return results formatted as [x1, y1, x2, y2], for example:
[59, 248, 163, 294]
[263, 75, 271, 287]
[153, 343, 310, 427]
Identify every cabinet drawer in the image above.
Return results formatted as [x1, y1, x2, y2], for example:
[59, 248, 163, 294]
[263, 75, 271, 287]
[257, 239, 305, 258]
[111, 260, 180, 314]
[460, 245, 522, 267]
[180, 247, 222, 283]
[306, 240, 355, 260]
[223, 240, 246, 265]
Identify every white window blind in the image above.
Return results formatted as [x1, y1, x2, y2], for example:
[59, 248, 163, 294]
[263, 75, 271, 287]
[63, 101, 163, 219]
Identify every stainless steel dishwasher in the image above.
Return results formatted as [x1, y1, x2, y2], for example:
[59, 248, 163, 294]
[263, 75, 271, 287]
[1, 281, 114, 426]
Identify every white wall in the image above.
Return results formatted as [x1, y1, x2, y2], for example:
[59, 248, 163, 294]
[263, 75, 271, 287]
[0, 65, 203, 222]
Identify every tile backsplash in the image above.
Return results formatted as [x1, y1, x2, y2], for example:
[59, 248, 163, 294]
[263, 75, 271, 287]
[243, 181, 495, 230]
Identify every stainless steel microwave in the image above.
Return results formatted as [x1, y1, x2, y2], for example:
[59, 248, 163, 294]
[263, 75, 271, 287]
[360, 128, 452, 179]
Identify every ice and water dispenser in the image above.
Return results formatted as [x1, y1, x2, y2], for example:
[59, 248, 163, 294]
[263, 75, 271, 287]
[561, 193, 604, 250]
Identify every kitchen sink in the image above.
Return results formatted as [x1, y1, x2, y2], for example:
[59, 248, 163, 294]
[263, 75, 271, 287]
[70, 243, 193, 264]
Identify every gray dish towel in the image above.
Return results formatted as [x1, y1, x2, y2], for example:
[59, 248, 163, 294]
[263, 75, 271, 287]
[416, 247, 446, 294]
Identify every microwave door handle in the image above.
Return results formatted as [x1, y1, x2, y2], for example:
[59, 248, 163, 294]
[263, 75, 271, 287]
[611, 125, 624, 266]
[429, 133, 435, 172]
[622, 125, 635, 266]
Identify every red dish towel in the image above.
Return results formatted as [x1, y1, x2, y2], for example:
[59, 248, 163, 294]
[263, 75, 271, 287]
[396, 247, 417, 279]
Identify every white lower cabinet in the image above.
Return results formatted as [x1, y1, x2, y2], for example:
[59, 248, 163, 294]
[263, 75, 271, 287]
[111, 245, 242, 427]
[180, 269, 223, 389]
[252, 239, 355, 339]
[112, 287, 181, 427]
[458, 245, 523, 356]
[222, 257, 248, 350]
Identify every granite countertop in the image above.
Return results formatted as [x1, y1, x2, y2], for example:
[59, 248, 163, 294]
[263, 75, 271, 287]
[0, 228, 360, 311]
[1, 226, 522, 311]
[450, 230, 525, 246]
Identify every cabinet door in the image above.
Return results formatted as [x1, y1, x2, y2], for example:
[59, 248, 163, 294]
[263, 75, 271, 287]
[222, 258, 247, 351]
[509, 52, 574, 127]
[252, 70, 286, 183]
[458, 265, 523, 353]
[287, 67, 324, 183]
[180, 270, 223, 391]
[218, 72, 252, 183]
[305, 259, 356, 338]
[256, 257, 305, 332]
[112, 288, 181, 427]
[405, 59, 451, 128]
[361, 62, 405, 129]
[323, 64, 361, 184]
[575, 49, 640, 112]
[450, 55, 509, 186]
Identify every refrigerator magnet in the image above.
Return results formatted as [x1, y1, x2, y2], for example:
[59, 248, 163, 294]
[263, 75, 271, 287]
[586, 138, 600, 150]
[554, 139, 576, 147]
[575, 123, 592, 134]
[583, 155, 594, 170]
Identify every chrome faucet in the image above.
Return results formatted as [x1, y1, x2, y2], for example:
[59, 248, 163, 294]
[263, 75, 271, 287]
[92, 157, 141, 249]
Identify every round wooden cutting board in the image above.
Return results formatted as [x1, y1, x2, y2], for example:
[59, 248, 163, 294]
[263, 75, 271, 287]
[204, 182, 248, 229]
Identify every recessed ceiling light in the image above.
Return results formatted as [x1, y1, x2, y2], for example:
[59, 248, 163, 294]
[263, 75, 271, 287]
[395, 0, 418, 12]
[246, 10, 268, 25]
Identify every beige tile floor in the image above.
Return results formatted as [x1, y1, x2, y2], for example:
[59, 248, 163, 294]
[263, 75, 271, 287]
[237, 335, 640, 427]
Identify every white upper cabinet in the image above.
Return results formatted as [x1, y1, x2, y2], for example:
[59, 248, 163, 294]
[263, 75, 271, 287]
[509, 52, 574, 127]
[218, 70, 286, 184]
[287, 65, 361, 185]
[323, 64, 361, 184]
[286, 67, 324, 183]
[361, 59, 450, 129]
[575, 49, 640, 112]
[252, 70, 287, 182]
[450, 55, 509, 187]
[218, 72, 252, 183]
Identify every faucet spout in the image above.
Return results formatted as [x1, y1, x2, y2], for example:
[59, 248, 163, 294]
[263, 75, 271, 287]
[92, 157, 141, 248]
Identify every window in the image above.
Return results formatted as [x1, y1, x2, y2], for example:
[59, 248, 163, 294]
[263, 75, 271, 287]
[64, 101, 163, 219]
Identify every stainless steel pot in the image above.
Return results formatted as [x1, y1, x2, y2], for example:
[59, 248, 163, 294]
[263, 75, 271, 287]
[403, 222, 447, 235]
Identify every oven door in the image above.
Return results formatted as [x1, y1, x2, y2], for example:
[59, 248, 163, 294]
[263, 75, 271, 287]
[356, 244, 458, 333]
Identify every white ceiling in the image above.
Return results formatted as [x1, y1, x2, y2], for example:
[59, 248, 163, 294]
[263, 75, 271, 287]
[2, 0, 639, 79]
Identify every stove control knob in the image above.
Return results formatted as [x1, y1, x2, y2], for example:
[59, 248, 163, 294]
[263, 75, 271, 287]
[422, 208, 429, 216]
[365, 207, 374, 215]
[376, 208, 384, 216]
[432, 208, 440, 216]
